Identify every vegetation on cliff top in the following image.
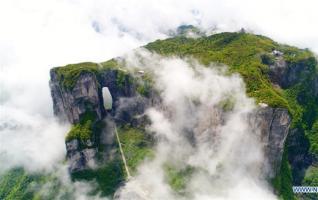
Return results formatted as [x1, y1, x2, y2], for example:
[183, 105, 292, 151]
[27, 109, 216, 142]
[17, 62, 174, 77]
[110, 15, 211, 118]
[52, 59, 128, 90]
[145, 32, 315, 111]
[53, 62, 100, 90]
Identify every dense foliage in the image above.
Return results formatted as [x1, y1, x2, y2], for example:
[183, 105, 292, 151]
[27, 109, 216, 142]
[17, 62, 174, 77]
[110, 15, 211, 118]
[65, 120, 93, 142]
[0, 168, 63, 200]
[117, 125, 154, 173]
[0, 168, 41, 200]
[306, 121, 318, 155]
[301, 166, 318, 200]
[273, 147, 296, 200]
[71, 158, 125, 197]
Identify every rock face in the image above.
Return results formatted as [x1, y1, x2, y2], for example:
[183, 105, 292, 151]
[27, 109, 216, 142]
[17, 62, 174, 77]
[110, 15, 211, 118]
[99, 70, 136, 103]
[66, 139, 97, 172]
[254, 107, 291, 178]
[50, 71, 102, 124]
[113, 96, 152, 126]
[49, 69, 141, 125]
[50, 68, 158, 173]
[268, 54, 316, 89]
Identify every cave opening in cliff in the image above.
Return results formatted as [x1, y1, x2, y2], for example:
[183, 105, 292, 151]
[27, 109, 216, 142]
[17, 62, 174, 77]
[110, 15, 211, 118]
[102, 87, 112, 110]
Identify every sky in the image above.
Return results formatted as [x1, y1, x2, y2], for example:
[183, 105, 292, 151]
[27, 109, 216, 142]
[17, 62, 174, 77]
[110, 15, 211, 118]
[0, 0, 317, 185]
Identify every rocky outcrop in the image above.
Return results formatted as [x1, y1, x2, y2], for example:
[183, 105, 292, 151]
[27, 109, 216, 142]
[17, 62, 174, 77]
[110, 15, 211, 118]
[99, 70, 136, 103]
[66, 139, 97, 172]
[113, 96, 152, 126]
[268, 56, 287, 87]
[254, 107, 291, 178]
[50, 71, 102, 124]
[268, 54, 316, 89]
[50, 68, 142, 125]
[50, 67, 160, 173]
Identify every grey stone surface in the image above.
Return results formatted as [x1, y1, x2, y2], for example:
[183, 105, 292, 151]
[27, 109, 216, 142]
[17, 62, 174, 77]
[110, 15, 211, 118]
[268, 56, 314, 89]
[66, 139, 97, 173]
[50, 70, 102, 124]
[66, 139, 79, 152]
[254, 107, 291, 178]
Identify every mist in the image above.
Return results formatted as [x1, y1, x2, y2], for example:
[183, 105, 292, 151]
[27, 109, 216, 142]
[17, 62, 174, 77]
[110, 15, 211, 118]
[113, 51, 277, 200]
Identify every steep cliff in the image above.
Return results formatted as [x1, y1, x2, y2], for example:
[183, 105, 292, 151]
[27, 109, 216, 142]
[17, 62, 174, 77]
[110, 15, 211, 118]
[48, 32, 317, 199]
[50, 70, 102, 124]
[255, 107, 291, 178]
[50, 62, 158, 174]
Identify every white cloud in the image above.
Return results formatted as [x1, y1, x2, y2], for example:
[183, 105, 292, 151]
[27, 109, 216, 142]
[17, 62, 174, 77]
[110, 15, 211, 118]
[116, 51, 277, 200]
[0, 105, 69, 172]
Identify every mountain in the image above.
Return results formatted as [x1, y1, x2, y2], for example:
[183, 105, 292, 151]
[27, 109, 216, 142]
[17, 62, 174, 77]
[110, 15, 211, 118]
[1, 31, 317, 200]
